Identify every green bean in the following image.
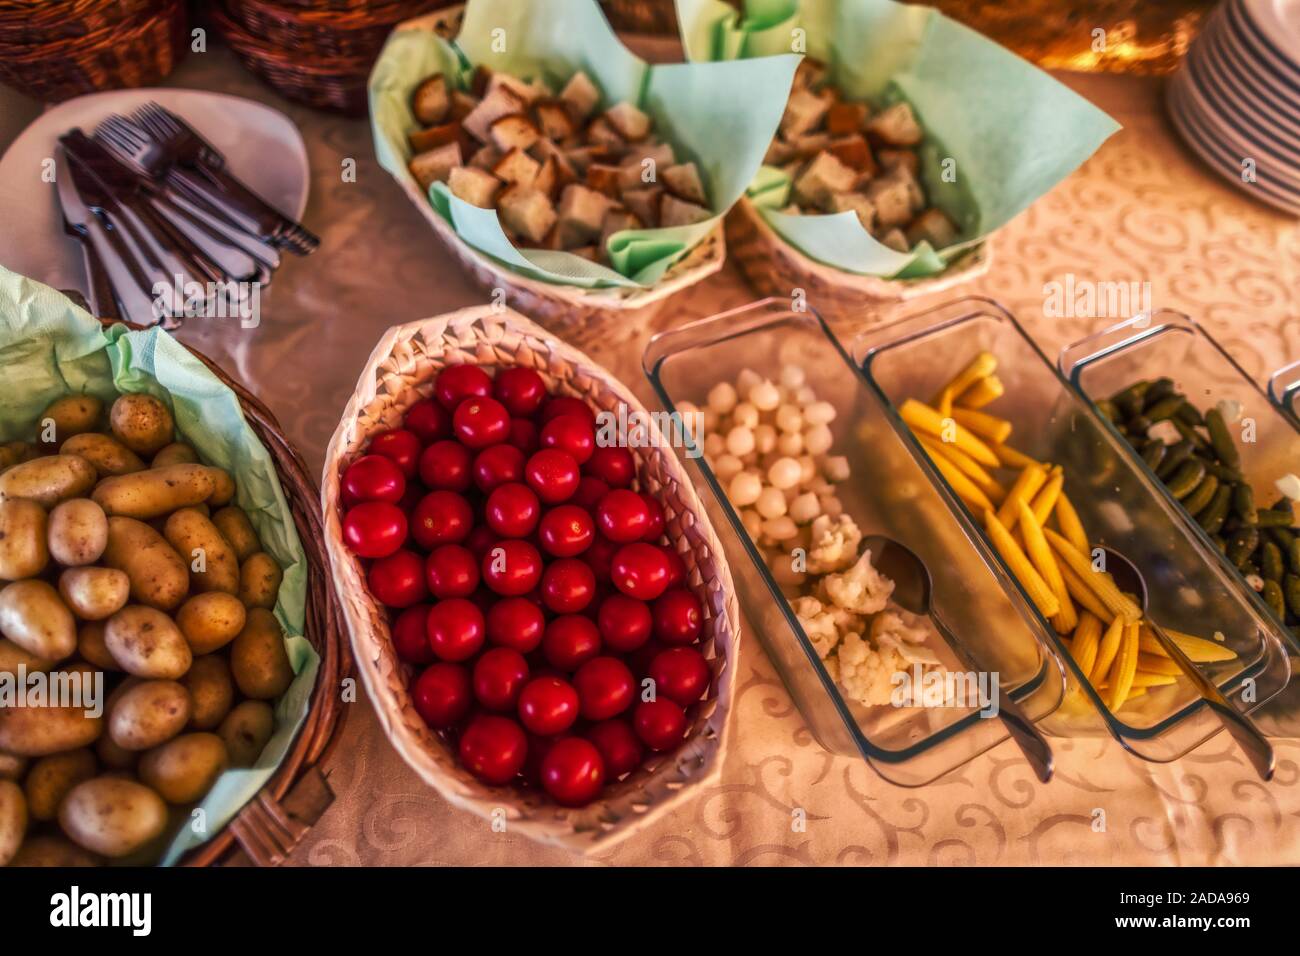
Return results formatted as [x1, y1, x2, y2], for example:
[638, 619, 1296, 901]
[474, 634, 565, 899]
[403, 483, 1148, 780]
[1262, 540, 1285, 582]
[1183, 474, 1220, 516]
[1167, 459, 1207, 499]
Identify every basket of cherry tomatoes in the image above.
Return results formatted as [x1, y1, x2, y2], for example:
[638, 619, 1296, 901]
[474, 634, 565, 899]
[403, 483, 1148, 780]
[322, 305, 739, 852]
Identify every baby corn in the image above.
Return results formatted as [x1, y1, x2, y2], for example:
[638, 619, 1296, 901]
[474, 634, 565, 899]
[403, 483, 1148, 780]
[951, 407, 1014, 445]
[1091, 615, 1126, 684]
[990, 442, 1041, 471]
[957, 374, 1004, 409]
[899, 399, 1000, 467]
[1059, 562, 1112, 622]
[933, 351, 997, 407]
[983, 508, 1060, 617]
[1029, 468, 1064, 526]
[1042, 528, 1142, 624]
[918, 433, 1006, 503]
[926, 447, 996, 512]
[1071, 611, 1103, 675]
[1108, 621, 1140, 710]
[1018, 501, 1077, 633]
[996, 463, 1048, 531]
[1140, 627, 1238, 663]
[1053, 491, 1090, 555]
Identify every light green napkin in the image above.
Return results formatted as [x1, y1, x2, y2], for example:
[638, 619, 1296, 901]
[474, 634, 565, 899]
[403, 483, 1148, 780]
[0, 267, 318, 867]
[676, 0, 1121, 278]
[369, 0, 800, 288]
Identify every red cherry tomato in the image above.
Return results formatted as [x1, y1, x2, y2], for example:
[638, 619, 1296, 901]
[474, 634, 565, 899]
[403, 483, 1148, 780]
[342, 501, 407, 558]
[540, 737, 605, 807]
[342, 454, 406, 506]
[473, 647, 531, 711]
[540, 414, 596, 465]
[392, 604, 434, 664]
[596, 489, 652, 543]
[585, 719, 644, 780]
[541, 396, 595, 425]
[418, 440, 473, 492]
[572, 475, 610, 510]
[522, 731, 558, 786]
[410, 491, 473, 550]
[652, 588, 702, 645]
[582, 534, 618, 584]
[538, 505, 595, 558]
[368, 429, 422, 478]
[404, 397, 451, 443]
[485, 482, 540, 538]
[633, 698, 687, 751]
[458, 714, 527, 784]
[454, 396, 511, 449]
[640, 494, 665, 542]
[473, 444, 525, 493]
[493, 367, 547, 417]
[585, 446, 635, 488]
[541, 558, 596, 614]
[509, 418, 539, 454]
[412, 662, 471, 729]
[525, 449, 579, 504]
[435, 364, 492, 410]
[597, 594, 653, 653]
[481, 539, 543, 596]
[648, 646, 710, 707]
[573, 656, 635, 721]
[426, 597, 485, 662]
[542, 614, 602, 671]
[425, 544, 480, 599]
[368, 549, 427, 608]
[486, 596, 546, 653]
[463, 524, 500, 561]
[517, 676, 580, 736]
[610, 542, 671, 600]
[660, 545, 687, 591]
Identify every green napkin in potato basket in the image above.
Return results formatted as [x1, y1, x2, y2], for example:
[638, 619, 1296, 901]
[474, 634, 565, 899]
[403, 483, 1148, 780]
[0, 267, 318, 866]
[676, 0, 1122, 278]
[369, 0, 801, 288]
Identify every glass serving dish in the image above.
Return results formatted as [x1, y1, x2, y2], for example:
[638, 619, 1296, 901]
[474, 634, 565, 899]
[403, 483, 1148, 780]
[854, 297, 1291, 764]
[643, 299, 1068, 787]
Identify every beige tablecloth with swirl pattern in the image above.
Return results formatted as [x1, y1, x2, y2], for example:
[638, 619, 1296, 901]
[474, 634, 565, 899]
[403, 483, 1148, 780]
[4, 42, 1298, 867]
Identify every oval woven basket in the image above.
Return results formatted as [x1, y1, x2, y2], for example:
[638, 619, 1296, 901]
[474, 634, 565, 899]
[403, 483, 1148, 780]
[724, 195, 992, 323]
[322, 305, 739, 854]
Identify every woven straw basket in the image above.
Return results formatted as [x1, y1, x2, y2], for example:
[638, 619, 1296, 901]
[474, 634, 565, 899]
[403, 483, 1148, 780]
[725, 196, 992, 323]
[322, 306, 740, 853]
[386, 7, 727, 353]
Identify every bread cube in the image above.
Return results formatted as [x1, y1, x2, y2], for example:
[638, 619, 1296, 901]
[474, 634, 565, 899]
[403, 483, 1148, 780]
[764, 139, 795, 165]
[889, 165, 926, 212]
[663, 162, 707, 204]
[864, 173, 913, 228]
[470, 65, 493, 96]
[616, 162, 649, 193]
[879, 228, 909, 253]
[877, 148, 920, 177]
[498, 186, 557, 243]
[827, 191, 876, 231]
[787, 132, 833, 161]
[557, 183, 613, 246]
[585, 116, 625, 149]
[905, 208, 959, 248]
[793, 57, 828, 91]
[533, 155, 575, 199]
[659, 194, 711, 227]
[780, 88, 830, 140]
[586, 163, 624, 197]
[867, 102, 923, 147]
[826, 101, 868, 136]
[408, 142, 462, 190]
[487, 72, 547, 106]
[490, 114, 541, 153]
[561, 70, 602, 119]
[828, 134, 875, 175]
[534, 99, 576, 141]
[447, 164, 500, 207]
[600, 208, 643, 248]
[793, 151, 857, 208]
[450, 90, 479, 122]
[409, 120, 462, 155]
[622, 186, 663, 227]
[623, 140, 675, 169]
[463, 86, 527, 143]
[493, 147, 541, 188]
[412, 74, 450, 125]
[564, 145, 616, 175]
[469, 145, 503, 171]
[605, 102, 651, 142]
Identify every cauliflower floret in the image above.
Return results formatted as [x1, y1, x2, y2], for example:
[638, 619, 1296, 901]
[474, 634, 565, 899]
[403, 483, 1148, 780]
[822, 653, 840, 683]
[836, 631, 909, 707]
[871, 606, 942, 666]
[806, 513, 862, 574]
[792, 595, 842, 659]
[823, 548, 894, 614]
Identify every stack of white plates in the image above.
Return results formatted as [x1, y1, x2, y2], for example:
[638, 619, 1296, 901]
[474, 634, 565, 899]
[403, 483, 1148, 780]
[1167, 0, 1300, 216]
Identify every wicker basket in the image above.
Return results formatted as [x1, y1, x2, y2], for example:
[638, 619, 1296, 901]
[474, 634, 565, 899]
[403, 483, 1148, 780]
[725, 196, 993, 323]
[0, 0, 186, 103]
[322, 305, 740, 854]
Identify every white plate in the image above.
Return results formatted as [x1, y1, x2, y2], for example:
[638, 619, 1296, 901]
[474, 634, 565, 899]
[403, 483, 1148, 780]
[0, 88, 309, 299]
[1242, 0, 1300, 70]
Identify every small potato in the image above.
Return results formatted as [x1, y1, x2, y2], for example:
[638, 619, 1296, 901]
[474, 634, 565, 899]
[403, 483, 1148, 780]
[9, 833, 99, 867]
[0, 779, 26, 865]
[206, 467, 236, 507]
[76, 622, 118, 671]
[104, 606, 192, 679]
[151, 442, 197, 467]
[230, 608, 293, 700]
[0, 750, 26, 781]
[0, 703, 102, 757]
[58, 567, 130, 621]
[218, 700, 274, 767]
[0, 638, 49, 678]
[238, 552, 283, 610]
[164, 507, 239, 595]
[109, 393, 175, 457]
[47, 498, 109, 567]
[140, 732, 228, 804]
[91, 464, 216, 520]
[24, 748, 96, 821]
[0, 579, 77, 660]
[175, 591, 245, 655]
[103, 517, 189, 611]
[59, 777, 168, 858]
[37, 394, 103, 449]
[95, 732, 137, 771]
[59, 432, 146, 477]
[184, 656, 234, 730]
[108, 679, 192, 751]
[0, 453, 96, 507]
[211, 506, 260, 562]
[0, 498, 48, 580]
[0, 441, 37, 471]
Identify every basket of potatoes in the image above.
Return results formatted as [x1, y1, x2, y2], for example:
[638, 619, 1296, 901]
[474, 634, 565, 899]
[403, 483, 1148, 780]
[0, 271, 344, 867]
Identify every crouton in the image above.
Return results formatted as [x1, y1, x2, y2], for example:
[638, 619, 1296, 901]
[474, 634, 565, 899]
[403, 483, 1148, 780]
[450, 90, 480, 122]
[659, 194, 711, 227]
[764, 140, 795, 165]
[487, 72, 548, 106]
[469, 145, 503, 171]
[564, 145, 616, 175]
[793, 57, 828, 91]
[408, 142, 462, 190]
[780, 88, 830, 140]
[493, 147, 541, 188]
[605, 102, 651, 142]
[534, 99, 576, 141]
[448, 165, 500, 208]
[827, 192, 876, 231]
[623, 140, 675, 171]
[561, 70, 602, 119]
[616, 163, 649, 193]
[879, 228, 909, 253]
[826, 101, 868, 136]
[533, 155, 575, 199]
[463, 86, 527, 143]
[586, 163, 623, 198]
[867, 102, 924, 146]
[829, 134, 876, 175]
[498, 186, 557, 243]
[412, 74, 450, 125]
[470, 65, 493, 96]
[905, 208, 959, 248]
[556, 183, 613, 246]
[621, 186, 663, 227]
[585, 116, 625, 149]
[864, 174, 913, 228]
[787, 132, 833, 161]
[600, 208, 643, 248]
[489, 113, 541, 153]
[663, 162, 707, 204]
[793, 151, 857, 208]
[409, 120, 462, 155]
[887, 165, 926, 212]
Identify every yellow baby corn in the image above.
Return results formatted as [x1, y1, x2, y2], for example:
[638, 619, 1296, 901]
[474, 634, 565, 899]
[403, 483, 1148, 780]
[957, 374, 1004, 410]
[926, 448, 996, 512]
[983, 508, 1060, 618]
[990, 441, 1041, 471]
[951, 407, 1014, 445]
[918, 433, 1006, 503]
[1059, 562, 1112, 622]
[1130, 672, 1178, 688]
[1071, 611, 1103, 676]
[1140, 627, 1238, 663]
[1108, 621, 1140, 710]
[1017, 501, 1077, 634]
[1029, 469, 1064, 526]
[1090, 615, 1126, 684]
[996, 463, 1048, 530]
[899, 399, 1000, 466]
[1053, 491, 1090, 555]
[1042, 528, 1142, 624]
[933, 351, 997, 406]
[1137, 653, 1184, 676]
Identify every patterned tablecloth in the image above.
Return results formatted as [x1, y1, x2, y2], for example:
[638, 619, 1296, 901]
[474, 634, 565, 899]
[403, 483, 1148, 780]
[3, 42, 1298, 867]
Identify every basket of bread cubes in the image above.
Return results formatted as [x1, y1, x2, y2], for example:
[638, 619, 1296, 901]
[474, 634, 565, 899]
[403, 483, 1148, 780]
[0, 270, 342, 867]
